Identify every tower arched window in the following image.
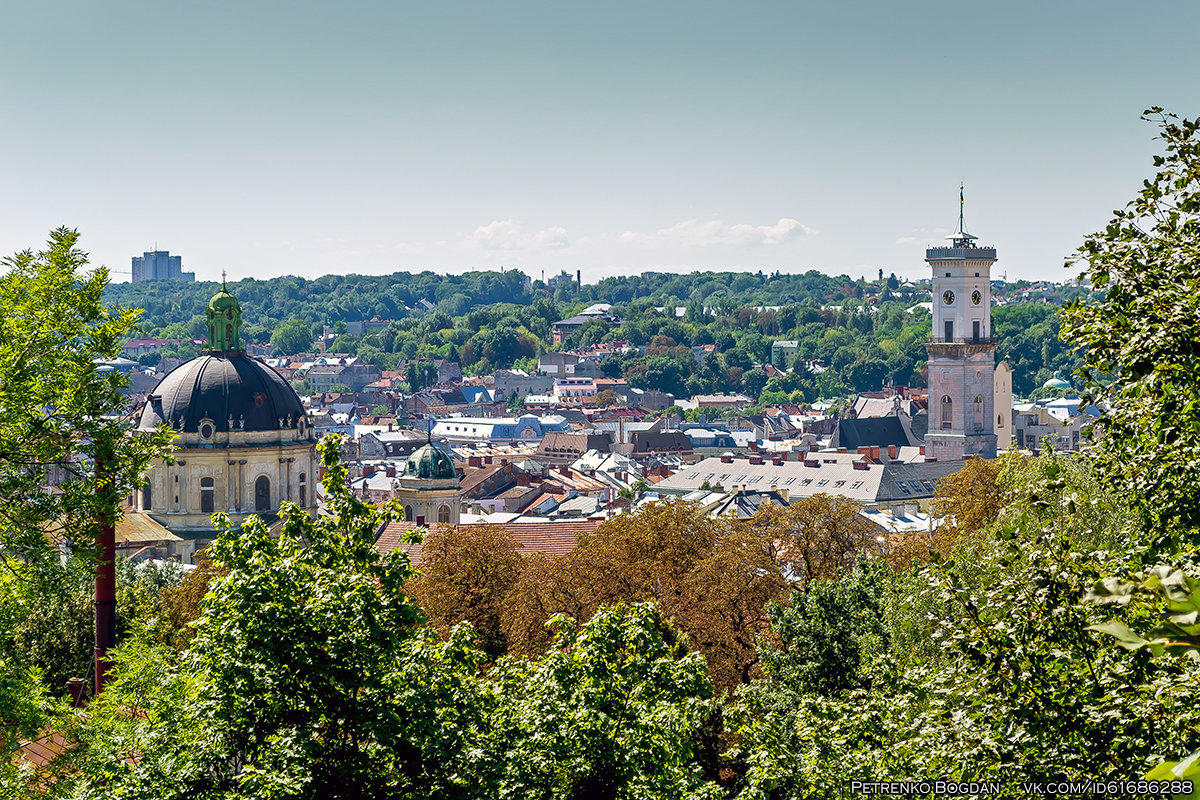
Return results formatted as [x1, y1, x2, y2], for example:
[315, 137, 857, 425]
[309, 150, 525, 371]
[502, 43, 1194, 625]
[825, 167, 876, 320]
[941, 396, 953, 430]
[255, 476, 271, 512]
[201, 477, 215, 514]
[438, 504, 451, 524]
[997, 414, 1004, 428]
[142, 484, 152, 511]
[405, 505, 414, 522]
[973, 395, 985, 432]
[299, 472, 307, 508]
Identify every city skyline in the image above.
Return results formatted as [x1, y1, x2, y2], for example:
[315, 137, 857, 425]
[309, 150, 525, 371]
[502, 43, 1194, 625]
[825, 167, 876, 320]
[3, 1, 1199, 284]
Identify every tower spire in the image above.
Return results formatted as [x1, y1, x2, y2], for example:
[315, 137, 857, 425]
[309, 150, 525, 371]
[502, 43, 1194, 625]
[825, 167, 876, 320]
[958, 183, 965, 234]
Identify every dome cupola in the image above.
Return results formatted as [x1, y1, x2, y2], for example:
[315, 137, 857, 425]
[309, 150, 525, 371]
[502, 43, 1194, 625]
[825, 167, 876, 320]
[206, 279, 242, 354]
[404, 442, 458, 480]
[1042, 371, 1072, 390]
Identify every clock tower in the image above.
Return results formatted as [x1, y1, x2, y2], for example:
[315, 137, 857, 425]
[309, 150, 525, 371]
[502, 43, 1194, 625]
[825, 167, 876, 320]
[925, 189, 997, 461]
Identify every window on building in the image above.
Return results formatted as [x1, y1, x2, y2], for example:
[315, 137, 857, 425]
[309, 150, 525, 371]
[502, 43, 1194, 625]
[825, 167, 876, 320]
[974, 395, 985, 432]
[941, 395, 953, 430]
[997, 414, 1004, 428]
[201, 477, 215, 514]
[299, 472, 307, 507]
[944, 320, 953, 342]
[142, 485, 152, 511]
[850, 481, 864, 489]
[973, 320, 981, 342]
[254, 476, 270, 512]
[832, 480, 845, 488]
[405, 505, 414, 521]
[816, 479, 828, 487]
[438, 504, 451, 523]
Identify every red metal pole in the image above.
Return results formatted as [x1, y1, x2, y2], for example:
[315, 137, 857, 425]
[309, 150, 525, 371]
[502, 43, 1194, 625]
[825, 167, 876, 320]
[94, 441, 116, 695]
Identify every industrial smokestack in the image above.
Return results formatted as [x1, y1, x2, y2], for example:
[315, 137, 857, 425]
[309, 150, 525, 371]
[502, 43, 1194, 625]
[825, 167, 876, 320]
[576, 269, 581, 291]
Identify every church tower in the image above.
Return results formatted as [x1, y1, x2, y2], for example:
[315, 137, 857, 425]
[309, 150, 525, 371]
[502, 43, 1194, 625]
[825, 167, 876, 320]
[924, 189, 998, 461]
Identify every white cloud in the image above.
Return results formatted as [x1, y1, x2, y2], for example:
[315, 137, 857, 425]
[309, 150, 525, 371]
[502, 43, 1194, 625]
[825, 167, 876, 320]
[617, 218, 814, 249]
[895, 236, 919, 244]
[467, 219, 571, 251]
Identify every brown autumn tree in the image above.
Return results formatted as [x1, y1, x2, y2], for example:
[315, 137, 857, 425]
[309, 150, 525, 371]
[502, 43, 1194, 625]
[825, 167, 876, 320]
[407, 524, 524, 658]
[752, 494, 880, 587]
[886, 456, 1007, 568]
[931, 455, 1006, 539]
[500, 501, 720, 659]
[677, 518, 790, 690]
[155, 553, 225, 650]
[501, 551, 595, 657]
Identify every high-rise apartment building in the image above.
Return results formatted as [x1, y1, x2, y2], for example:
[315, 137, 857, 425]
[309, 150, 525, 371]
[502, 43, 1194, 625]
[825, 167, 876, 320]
[131, 250, 195, 282]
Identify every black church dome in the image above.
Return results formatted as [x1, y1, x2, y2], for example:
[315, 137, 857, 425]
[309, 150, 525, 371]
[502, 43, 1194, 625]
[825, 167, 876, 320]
[138, 354, 305, 434]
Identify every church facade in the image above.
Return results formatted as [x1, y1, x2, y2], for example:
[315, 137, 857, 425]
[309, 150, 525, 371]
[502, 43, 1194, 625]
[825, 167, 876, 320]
[136, 285, 317, 560]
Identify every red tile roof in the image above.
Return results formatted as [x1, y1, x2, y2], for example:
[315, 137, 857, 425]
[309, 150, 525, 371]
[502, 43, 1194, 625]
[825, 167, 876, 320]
[375, 518, 606, 564]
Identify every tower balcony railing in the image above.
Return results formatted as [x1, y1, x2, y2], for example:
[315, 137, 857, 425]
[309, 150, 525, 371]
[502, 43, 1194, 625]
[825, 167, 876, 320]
[925, 246, 997, 260]
[930, 336, 997, 345]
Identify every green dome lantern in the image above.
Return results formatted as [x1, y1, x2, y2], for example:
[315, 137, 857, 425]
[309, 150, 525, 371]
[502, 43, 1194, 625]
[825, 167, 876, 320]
[206, 277, 242, 354]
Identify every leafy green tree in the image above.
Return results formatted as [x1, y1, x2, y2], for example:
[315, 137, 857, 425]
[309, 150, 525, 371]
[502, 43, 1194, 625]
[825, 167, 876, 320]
[757, 555, 889, 697]
[1061, 108, 1200, 555]
[270, 318, 313, 355]
[486, 604, 723, 800]
[62, 436, 488, 799]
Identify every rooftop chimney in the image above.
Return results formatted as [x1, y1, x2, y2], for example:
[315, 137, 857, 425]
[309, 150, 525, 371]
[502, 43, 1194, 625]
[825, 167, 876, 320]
[385, 465, 396, 478]
[720, 453, 733, 463]
[748, 455, 764, 465]
[853, 460, 869, 470]
[887, 444, 898, 459]
[804, 458, 819, 468]
[468, 455, 482, 468]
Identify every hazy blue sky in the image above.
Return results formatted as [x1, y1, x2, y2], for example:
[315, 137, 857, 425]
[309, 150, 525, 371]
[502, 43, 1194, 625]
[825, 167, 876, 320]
[3, 1, 1198, 284]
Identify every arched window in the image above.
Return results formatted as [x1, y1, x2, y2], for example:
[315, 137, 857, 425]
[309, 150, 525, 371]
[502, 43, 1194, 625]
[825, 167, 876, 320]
[142, 484, 152, 511]
[997, 413, 1004, 428]
[255, 475, 271, 512]
[438, 504, 451, 524]
[405, 505, 414, 522]
[299, 472, 307, 508]
[201, 477, 215, 514]
[941, 395, 953, 430]
[973, 395, 985, 432]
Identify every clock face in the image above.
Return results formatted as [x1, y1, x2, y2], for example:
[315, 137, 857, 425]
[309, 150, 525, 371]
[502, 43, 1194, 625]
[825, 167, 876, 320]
[971, 289, 982, 305]
[942, 290, 955, 305]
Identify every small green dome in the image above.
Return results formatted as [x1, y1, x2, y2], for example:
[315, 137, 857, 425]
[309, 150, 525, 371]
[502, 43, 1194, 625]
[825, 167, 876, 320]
[405, 442, 458, 480]
[1043, 370, 1072, 390]
[208, 287, 240, 313]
